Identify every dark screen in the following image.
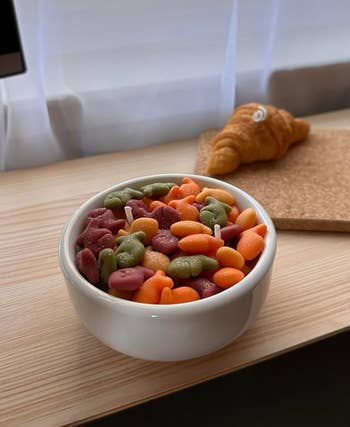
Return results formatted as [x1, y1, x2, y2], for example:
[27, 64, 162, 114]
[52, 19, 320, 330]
[0, 0, 26, 77]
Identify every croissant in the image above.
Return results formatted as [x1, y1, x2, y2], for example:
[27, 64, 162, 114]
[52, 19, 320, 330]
[207, 103, 310, 176]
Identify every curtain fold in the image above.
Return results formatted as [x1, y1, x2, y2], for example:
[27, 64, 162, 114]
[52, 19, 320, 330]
[2, 0, 67, 170]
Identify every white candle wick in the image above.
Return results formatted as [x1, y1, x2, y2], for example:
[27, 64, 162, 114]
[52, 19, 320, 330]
[124, 206, 134, 224]
[253, 105, 268, 122]
[214, 224, 221, 240]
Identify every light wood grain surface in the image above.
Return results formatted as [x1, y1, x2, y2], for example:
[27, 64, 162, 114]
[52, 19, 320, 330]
[1, 110, 350, 427]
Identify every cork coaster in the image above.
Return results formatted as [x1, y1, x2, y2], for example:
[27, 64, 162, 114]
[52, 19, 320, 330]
[195, 129, 350, 232]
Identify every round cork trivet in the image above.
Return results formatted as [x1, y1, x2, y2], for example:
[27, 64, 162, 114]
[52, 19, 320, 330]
[195, 129, 350, 232]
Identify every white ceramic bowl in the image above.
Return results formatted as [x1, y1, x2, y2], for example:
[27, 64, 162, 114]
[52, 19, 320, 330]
[58, 174, 276, 361]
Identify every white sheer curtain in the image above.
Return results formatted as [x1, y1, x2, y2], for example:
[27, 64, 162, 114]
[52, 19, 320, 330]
[0, 0, 237, 170]
[235, 0, 350, 115]
[1, 0, 350, 170]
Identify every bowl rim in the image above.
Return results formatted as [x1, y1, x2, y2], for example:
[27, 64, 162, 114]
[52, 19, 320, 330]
[58, 173, 276, 315]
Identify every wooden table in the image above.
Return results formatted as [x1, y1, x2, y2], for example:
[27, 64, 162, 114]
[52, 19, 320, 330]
[1, 110, 350, 427]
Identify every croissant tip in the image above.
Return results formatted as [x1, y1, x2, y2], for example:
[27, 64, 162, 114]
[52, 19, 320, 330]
[294, 118, 311, 141]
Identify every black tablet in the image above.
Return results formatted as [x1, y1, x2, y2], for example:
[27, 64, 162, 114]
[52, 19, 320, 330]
[0, 0, 26, 78]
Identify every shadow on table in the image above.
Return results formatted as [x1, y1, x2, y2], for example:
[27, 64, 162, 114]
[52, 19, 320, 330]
[86, 331, 350, 427]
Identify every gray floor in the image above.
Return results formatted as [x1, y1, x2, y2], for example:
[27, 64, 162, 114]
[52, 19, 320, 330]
[86, 331, 350, 427]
